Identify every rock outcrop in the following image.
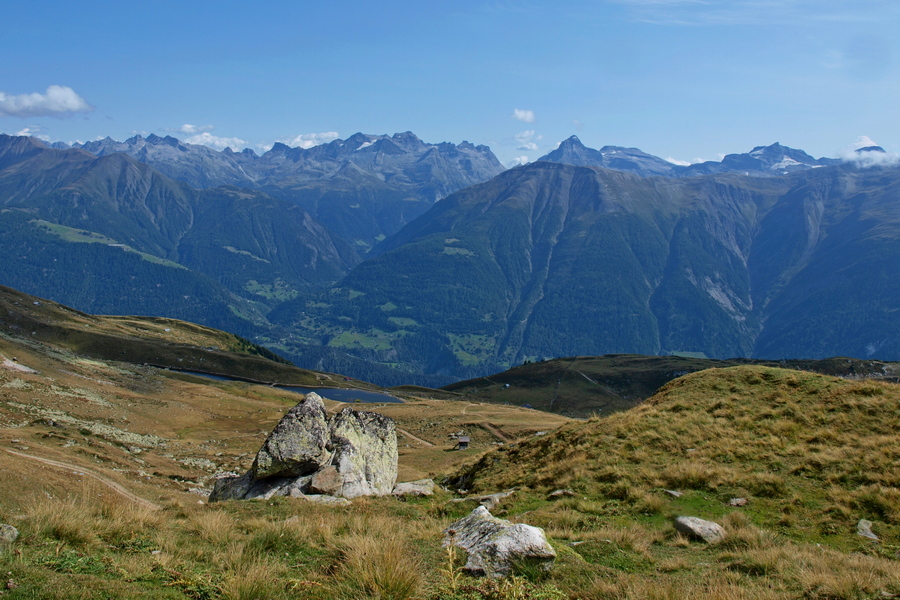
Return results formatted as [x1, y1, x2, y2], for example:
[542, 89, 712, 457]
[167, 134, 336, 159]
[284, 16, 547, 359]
[443, 506, 556, 578]
[209, 393, 397, 502]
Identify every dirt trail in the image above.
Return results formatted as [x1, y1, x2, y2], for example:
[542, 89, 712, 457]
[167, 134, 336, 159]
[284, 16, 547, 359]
[396, 428, 434, 447]
[5, 449, 161, 511]
[478, 422, 512, 443]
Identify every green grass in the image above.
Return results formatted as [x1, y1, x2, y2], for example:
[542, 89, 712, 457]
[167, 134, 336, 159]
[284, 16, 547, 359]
[243, 279, 299, 301]
[34, 220, 187, 270]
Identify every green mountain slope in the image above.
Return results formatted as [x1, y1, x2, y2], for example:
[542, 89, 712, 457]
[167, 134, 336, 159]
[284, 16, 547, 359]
[273, 162, 900, 381]
[0, 138, 358, 335]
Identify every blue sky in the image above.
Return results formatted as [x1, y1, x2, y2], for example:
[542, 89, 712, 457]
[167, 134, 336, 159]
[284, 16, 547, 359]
[2, 0, 898, 165]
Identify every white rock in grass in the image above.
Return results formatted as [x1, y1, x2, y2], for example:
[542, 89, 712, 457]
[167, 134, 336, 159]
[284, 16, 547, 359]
[673, 516, 726, 543]
[857, 519, 879, 541]
[392, 479, 436, 497]
[443, 506, 556, 578]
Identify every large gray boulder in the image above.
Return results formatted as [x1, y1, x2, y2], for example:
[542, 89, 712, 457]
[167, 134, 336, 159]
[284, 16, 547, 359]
[443, 506, 556, 578]
[252, 392, 332, 478]
[328, 407, 397, 498]
[209, 393, 398, 502]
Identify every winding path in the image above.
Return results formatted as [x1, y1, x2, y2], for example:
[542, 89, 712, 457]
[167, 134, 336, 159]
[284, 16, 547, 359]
[396, 428, 435, 447]
[5, 449, 161, 511]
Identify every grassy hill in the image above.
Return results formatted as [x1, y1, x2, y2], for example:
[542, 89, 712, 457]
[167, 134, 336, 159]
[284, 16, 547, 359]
[0, 285, 896, 599]
[447, 365, 900, 598]
[443, 354, 900, 417]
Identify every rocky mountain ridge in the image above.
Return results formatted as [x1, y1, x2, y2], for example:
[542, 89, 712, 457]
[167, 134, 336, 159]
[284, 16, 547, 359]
[277, 159, 900, 381]
[71, 131, 506, 251]
[538, 135, 841, 178]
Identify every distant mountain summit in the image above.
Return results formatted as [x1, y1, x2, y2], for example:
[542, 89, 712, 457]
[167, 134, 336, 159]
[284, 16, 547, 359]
[539, 137, 841, 178]
[73, 131, 505, 252]
[677, 142, 840, 177]
[539, 135, 675, 176]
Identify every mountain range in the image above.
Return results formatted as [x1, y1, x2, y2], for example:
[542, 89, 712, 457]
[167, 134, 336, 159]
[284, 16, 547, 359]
[1, 132, 897, 386]
[275, 159, 900, 380]
[538, 135, 842, 177]
[72, 132, 505, 252]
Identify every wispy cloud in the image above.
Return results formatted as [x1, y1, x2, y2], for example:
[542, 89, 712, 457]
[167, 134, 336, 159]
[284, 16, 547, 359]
[512, 108, 535, 123]
[277, 132, 340, 149]
[184, 132, 248, 150]
[839, 136, 900, 167]
[13, 126, 50, 141]
[167, 124, 215, 135]
[515, 130, 542, 151]
[0, 85, 93, 118]
[664, 156, 692, 166]
[508, 156, 531, 167]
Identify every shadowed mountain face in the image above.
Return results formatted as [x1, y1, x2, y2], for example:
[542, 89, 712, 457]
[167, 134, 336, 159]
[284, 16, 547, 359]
[0, 136, 359, 336]
[75, 132, 506, 252]
[538, 136, 840, 178]
[273, 161, 900, 380]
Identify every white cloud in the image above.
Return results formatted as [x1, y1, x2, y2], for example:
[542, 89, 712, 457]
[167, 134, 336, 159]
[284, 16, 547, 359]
[0, 85, 93, 118]
[839, 136, 900, 168]
[664, 156, 692, 166]
[13, 126, 50, 141]
[512, 108, 535, 123]
[170, 124, 215, 135]
[278, 131, 340, 149]
[508, 156, 530, 167]
[184, 132, 248, 150]
[515, 130, 542, 151]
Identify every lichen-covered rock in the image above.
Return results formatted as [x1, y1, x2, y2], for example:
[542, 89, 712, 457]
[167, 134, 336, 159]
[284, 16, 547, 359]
[209, 393, 398, 502]
[328, 406, 398, 498]
[309, 465, 343, 496]
[298, 493, 351, 506]
[210, 471, 314, 502]
[392, 479, 435, 497]
[209, 470, 255, 502]
[0, 524, 18, 545]
[673, 516, 726, 543]
[443, 506, 556, 578]
[251, 393, 332, 479]
[857, 519, 879, 541]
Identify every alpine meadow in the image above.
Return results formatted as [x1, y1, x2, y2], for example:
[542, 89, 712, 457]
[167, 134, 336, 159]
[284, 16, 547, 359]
[1, 2, 899, 599]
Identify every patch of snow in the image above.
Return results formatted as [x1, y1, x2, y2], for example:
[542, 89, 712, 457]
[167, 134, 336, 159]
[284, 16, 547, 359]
[770, 158, 802, 170]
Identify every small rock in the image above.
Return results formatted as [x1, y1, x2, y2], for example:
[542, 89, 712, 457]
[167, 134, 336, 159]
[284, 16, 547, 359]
[858, 519, 879, 541]
[548, 489, 576, 499]
[298, 494, 351, 506]
[728, 497, 749, 507]
[0, 525, 18, 545]
[478, 490, 516, 510]
[392, 479, 435, 497]
[444, 506, 556, 578]
[307, 465, 341, 496]
[673, 516, 726, 543]
[663, 489, 683, 497]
